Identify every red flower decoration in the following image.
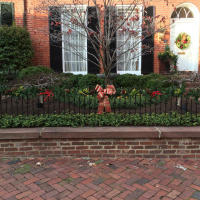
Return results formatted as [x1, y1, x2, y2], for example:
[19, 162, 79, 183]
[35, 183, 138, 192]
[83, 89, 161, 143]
[39, 90, 54, 102]
[151, 91, 162, 97]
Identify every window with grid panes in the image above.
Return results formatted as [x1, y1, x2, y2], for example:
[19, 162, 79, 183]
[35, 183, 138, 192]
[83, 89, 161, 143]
[61, 5, 87, 74]
[61, 5, 142, 74]
[0, 2, 14, 26]
[116, 5, 142, 74]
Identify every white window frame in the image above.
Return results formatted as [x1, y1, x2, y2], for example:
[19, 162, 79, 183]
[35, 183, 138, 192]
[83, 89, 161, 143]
[116, 5, 142, 75]
[61, 5, 88, 74]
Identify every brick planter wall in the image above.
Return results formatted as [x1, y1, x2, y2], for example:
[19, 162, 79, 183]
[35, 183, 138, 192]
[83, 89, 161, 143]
[1, 127, 200, 158]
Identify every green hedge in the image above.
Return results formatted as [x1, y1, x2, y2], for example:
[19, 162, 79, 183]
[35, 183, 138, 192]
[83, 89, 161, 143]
[60, 73, 171, 90]
[113, 73, 170, 89]
[0, 113, 199, 128]
[61, 74, 104, 89]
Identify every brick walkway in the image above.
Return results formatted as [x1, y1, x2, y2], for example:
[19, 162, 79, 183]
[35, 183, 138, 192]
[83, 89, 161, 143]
[0, 158, 200, 200]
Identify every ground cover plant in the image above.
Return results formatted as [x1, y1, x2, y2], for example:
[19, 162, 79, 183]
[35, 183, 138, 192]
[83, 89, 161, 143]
[0, 112, 200, 128]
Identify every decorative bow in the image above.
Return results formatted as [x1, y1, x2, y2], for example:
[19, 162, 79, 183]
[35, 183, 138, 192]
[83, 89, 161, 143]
[95, 84, 116, 100]
[95, 85, 105, 100]
[95, 84, 116, 114]
[39, 89, 54, 102]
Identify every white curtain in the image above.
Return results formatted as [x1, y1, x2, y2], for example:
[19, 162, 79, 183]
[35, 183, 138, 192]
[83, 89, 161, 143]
[116, 5, 142, 74]
[62, 6, 87, 74]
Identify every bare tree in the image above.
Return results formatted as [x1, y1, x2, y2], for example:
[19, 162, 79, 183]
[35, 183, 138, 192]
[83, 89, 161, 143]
[36, 0, 167, 84]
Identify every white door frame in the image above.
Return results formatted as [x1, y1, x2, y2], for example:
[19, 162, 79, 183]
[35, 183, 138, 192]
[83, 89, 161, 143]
[170, 3, 200, 72]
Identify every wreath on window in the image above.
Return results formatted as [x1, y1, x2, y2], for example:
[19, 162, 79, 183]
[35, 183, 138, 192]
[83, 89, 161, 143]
[175, 32, 191, 50]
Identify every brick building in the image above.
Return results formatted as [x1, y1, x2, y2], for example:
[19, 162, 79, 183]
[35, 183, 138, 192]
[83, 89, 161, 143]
[0, 0, 200, 75]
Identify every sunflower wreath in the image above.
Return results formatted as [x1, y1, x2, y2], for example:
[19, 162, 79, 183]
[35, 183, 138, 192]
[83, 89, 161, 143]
[175, 32, 191, 50]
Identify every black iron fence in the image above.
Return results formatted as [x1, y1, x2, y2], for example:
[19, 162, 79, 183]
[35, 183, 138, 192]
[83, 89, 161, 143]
[0, 88, 200, 116]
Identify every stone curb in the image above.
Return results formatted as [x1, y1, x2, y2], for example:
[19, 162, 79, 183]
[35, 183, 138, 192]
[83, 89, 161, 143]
[0, 128, 41, 139]
[41, 127, 157, 139]
[0, 127, 200, 140]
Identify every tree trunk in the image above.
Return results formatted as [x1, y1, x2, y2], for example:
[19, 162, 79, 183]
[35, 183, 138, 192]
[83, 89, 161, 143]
[104, 72, 109, 85]
[104, 67, 111, 85]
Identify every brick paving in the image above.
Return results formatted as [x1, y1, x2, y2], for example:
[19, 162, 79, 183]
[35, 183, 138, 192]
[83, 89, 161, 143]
[0, 158, 200, 199]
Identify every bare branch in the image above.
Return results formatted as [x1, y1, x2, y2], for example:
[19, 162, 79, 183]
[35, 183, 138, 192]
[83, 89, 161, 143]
[35, 0, 170, 83]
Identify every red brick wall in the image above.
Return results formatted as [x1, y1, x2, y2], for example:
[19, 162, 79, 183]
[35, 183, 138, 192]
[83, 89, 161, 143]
[3, 0, 200, 72]
[26, 0, 50, 67]
[1, 138, 200, 159]
[1, 127, 200, 158]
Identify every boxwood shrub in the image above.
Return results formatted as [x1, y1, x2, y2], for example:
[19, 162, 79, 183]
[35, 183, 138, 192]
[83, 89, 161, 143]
[0, 26, 33, 71]
[61, 74, 104, 89]
[59, 73, 170, 90]
[18, 66, 53, 80]
[113, 73, 170, 90]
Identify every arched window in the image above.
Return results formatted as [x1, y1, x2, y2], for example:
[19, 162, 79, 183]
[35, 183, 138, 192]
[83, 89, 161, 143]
[171, 7, 194, 18]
